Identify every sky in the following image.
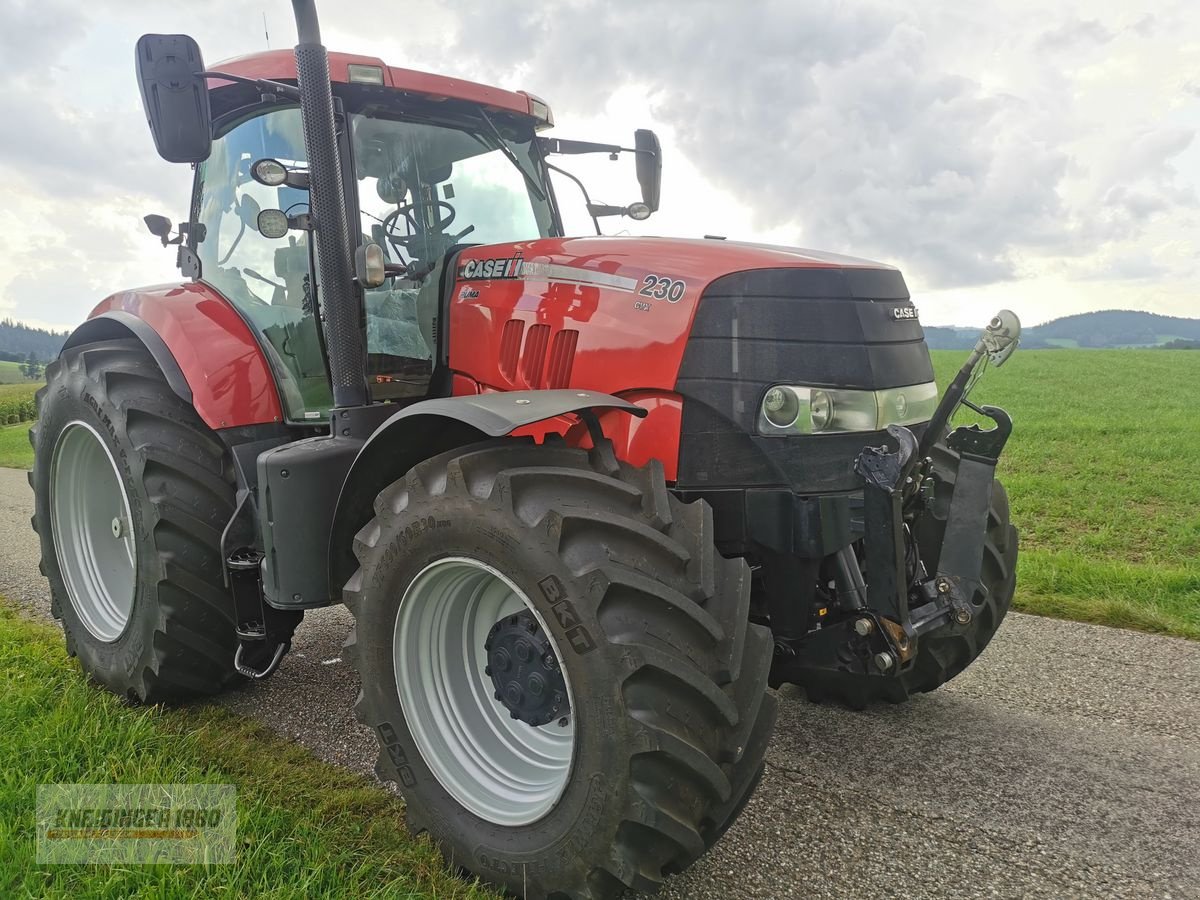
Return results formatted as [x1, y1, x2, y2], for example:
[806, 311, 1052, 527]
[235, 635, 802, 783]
[0, 0, 1197, 331]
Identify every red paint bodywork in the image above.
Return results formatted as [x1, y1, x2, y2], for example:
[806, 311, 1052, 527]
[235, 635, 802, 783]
[449, 237, 891, 475]
[213, 50, 537, 118]
[89, 284, 283, 430]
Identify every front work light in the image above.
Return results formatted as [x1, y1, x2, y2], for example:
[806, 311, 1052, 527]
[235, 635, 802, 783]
[355, 242, 387, 288]
[757, 382, 939, 436]
[347, 64, 385, 84]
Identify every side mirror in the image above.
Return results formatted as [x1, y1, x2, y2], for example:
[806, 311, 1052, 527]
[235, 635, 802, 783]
[135, 33, 212, 164]
[144, 214, 173, 242]
[634, 129, 662, 212]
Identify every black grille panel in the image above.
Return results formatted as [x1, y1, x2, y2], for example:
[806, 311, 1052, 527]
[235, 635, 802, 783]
[675, 266, 934, 492]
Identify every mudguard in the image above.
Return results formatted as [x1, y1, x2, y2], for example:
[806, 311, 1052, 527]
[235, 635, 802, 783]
[305, 390, 644, 607]
[68, 284, 283, 430]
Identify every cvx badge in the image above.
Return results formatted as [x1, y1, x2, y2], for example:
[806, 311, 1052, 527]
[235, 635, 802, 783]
[890, 305, 919, 321]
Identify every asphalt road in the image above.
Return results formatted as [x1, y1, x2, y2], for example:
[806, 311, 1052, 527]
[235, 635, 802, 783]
[2, 465, 1197, 898]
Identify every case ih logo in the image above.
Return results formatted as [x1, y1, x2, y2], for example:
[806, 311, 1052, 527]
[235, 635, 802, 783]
[459, 255, 524, 280]
[891, 306, 919, 321]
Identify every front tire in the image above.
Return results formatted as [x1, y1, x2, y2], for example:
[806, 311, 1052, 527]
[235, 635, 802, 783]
[31, 339, 250, 702]
[345, 439, 776, 899]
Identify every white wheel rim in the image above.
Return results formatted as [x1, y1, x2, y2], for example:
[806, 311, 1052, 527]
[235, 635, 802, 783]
[393, 557, 576, 826]
[50, 421, 138, 643]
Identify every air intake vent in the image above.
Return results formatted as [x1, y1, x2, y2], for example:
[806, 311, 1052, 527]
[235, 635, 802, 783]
[499, 319, 524, 382]
[520, 324, 551, 387]
[545, 329, 579, 388]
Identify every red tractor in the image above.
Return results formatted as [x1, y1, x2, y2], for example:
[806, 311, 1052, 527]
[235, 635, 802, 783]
[30, 2, 1021, 897]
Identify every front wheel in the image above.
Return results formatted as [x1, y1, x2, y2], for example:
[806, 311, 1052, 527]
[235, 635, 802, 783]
[345, 439, 776, 899]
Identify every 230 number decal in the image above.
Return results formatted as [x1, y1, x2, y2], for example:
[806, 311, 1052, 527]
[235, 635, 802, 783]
[638, 274, 687, 303]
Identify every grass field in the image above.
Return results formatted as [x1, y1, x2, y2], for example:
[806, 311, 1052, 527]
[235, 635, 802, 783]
[0, 359, 40, 384]
[0, 603, 498, 899]
[0, 423, 33, 469]
[931, 349, 1200, 639]
[0, 381, 39, 427]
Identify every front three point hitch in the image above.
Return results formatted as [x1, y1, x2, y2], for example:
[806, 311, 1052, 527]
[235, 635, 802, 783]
[854, 401, 1013, 657]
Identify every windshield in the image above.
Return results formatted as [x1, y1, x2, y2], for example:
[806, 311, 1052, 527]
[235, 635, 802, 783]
[350, 111, 556, 399]
[352, 112, 555, 265]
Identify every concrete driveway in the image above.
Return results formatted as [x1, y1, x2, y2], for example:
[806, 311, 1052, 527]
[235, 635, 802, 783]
[2, 466, 1196, 898]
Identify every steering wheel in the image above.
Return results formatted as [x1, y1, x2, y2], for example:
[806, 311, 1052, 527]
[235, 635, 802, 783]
[218, 193, 263, 266]
[381, 200, 457, 253]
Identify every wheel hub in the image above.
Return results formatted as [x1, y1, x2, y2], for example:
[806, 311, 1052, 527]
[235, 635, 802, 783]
[484, 610, 570, 727]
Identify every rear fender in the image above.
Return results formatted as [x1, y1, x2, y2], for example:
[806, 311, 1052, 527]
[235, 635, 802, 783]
[68, 285, 284, 430]
[324, 390, 646, 602]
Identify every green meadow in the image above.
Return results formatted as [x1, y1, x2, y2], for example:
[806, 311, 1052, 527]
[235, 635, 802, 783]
[932, 349, 1200, 639]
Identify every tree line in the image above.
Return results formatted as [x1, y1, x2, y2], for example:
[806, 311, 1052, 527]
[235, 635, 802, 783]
[0, 318, 69, 364]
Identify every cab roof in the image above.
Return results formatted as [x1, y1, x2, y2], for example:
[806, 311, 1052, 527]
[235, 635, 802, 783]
[211, 50, 538, 119]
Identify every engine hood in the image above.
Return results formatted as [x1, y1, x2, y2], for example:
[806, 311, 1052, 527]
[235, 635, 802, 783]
[447, 234, 915, 401]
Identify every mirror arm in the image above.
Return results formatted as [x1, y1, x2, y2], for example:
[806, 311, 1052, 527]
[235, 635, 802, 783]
[198, 70, 301, 101]
[545, 162, 601, 236]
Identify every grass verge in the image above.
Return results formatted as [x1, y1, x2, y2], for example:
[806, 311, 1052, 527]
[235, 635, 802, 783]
[0, 602, 498, 899]
[0, 423, 33, 469]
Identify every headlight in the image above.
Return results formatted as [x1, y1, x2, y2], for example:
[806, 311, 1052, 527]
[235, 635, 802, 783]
[757, 382, 939, 435]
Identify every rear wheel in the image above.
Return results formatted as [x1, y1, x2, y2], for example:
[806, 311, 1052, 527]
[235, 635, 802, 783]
[31, 339, 266, 702]
[345, 439, 776, 899]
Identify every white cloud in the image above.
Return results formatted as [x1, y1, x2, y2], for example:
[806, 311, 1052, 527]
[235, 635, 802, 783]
[0, 0, 1196, 329]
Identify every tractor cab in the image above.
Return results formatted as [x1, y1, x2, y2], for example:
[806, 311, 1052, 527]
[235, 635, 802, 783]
[191, 54, 564, 417]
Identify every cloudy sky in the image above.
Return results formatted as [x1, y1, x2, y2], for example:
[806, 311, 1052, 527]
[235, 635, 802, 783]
[1, 0, 1197, 331]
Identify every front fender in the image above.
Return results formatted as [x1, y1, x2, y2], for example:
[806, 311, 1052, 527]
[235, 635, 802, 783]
[324, 390, 645, 602]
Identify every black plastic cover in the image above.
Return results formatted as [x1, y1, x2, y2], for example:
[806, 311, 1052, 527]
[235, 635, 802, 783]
[259, 435, 362, 609]
[676, 266, 934, 493]
[134, 34, 212, 164]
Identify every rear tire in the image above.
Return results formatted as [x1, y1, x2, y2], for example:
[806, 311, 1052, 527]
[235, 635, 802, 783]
[31, 339, 253, 702]
[345, 438, 776, 899]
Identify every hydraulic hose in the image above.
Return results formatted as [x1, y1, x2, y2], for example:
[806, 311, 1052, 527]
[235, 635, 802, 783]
[291, 0, 369, 408]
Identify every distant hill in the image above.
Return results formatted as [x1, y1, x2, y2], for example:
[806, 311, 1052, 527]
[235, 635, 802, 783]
[925, 310, 1200, 350]
[0, 319, 68, 363]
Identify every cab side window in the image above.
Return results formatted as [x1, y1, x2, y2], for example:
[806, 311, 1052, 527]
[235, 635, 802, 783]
[194, 107, 333, 421]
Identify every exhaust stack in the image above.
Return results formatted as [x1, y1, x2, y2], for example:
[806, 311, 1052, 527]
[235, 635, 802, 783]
[291, 0, 368, 408]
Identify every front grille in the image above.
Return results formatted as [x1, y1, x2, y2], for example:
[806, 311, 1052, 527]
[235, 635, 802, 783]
[675, 266, 934, 492]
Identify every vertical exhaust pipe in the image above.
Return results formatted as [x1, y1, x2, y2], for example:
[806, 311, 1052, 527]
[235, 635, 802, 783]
[291, 0, 368, 408]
